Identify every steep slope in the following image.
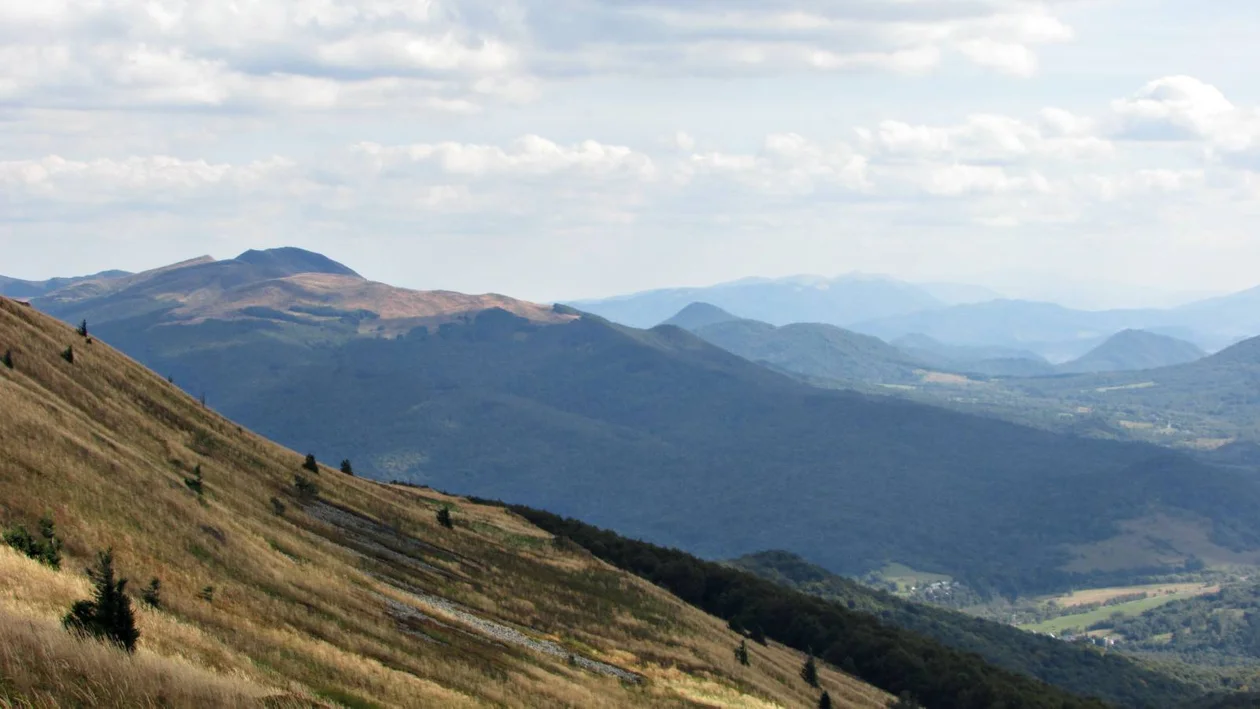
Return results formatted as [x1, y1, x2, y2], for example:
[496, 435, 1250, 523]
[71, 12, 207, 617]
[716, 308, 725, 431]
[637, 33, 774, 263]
[567, 274, 945, 328]
[0, 296, 889, 708]
[1059, 329, 1206, 374]
[730, 551, 1202, 708]
[61, 280, 1260, 597]
[0, 270, 131, 298]
[664, 306, 933, 386]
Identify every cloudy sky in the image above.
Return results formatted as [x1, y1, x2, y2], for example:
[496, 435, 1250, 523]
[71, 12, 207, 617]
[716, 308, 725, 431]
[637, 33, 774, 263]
[2, 0, 1259, 306]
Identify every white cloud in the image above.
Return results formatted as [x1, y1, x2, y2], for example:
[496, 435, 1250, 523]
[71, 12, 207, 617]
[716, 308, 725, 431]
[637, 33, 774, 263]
[0, 0, 1080, 116]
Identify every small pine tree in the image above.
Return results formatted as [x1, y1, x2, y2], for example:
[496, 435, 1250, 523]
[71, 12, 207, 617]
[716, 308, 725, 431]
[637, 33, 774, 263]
[734, 639, 750, 666]
[36, 515, 63, 569]
[749, 625, 767, 646]
[199, 585, 215, 602]
[302, 454, 319, 473]
[801, 653, 819, 688]
[141, 578, 162, 608]
[62, 345, 74, 364]
[184, 464, 204, 497]
[340, 459, 354, 476]
[293, 474, 319, 502]
[437, 507, 453, 529]
[270, 496, 286, 516]
[63, 549, 140, 653]
[77, 319, 89, 337]
[4, 515, 62, 569]
[818, 691, 832, 709]
[2, 349, 12, 369]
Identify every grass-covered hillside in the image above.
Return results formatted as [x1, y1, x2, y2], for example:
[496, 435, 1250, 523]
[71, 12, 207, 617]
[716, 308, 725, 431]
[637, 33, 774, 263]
[0, 296, 889, 708]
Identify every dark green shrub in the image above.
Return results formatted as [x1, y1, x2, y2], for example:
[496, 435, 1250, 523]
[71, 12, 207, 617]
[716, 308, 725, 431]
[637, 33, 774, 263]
[437, 507, 453, 529]
[4, 514, 63, 569]
[270, 496, 286, 516]
[819, 691, 832, 709]
[63, 549, 140, 653]
[340, 459, 354, 476]
[735, 639, 750, 666]
[294, 475, 319, 502]
[2, 349, 12, 369]
[801, 652, 818, 687]
[302, 454, 319, 473]
[184, 464, 204, 497]
[77, 319, 88, 338]
[61, 346, 74, 364]
[141, 578, 161, 608]
[199, 585, 215, 602]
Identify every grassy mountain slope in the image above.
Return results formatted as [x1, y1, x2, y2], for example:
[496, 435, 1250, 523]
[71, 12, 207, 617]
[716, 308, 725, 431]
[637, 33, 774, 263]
[68, 283, 1260, 597]
[729, 551, 1203, 708]
[506, 507, 1134, 708]
[1059, 330, 1206, 374]
[0, 297, 890, 708]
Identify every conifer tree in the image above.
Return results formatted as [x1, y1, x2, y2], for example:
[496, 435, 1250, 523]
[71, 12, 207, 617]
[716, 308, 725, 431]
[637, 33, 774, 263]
[36, 514, 63, 569]
[2, 349, 12, 369]
[734, 639, 750, 666]
[77, 319, 89, 337]
[437, 507, 453, 529]
[141, 578, 162, 608]
[303, 454, 319, 473]
[801, 652, 819, 687]
[62, 345, 74, 364]
[818, 691, 832, 709]
[63, 549, 140, 653]
[294, 474, 319, 502]
[340, 459, 354, 476]
[749, 625, 767, 646]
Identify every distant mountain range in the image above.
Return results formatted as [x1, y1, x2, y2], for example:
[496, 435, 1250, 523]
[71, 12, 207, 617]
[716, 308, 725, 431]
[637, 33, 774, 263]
[574, 277, 1260, 363]
[16, 248, 1260, 597]
[0, 270, 131, 298]
[567, 274, 950, 329]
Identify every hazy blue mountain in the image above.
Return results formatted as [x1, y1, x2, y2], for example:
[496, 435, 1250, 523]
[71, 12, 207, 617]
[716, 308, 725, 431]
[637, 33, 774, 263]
[32, 250, 1260, 598]
[0, 269, 131, 298]
[664, 304, 931, 385]
[567, 274, 946, 328]
[892, 334, 1056, 377]
[658, 302, 741, 330]
[916, 281, 1005, 305]
[853, 300, 1165, 362]
[1058, 329, 1206, 374]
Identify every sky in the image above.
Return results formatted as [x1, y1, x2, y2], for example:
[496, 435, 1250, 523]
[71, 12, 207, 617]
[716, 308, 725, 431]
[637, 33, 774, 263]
[2, 0, 1260, 307]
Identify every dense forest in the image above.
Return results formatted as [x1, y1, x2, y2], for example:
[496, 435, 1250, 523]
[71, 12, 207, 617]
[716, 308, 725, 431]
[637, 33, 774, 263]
[498, 503, 1220, 708]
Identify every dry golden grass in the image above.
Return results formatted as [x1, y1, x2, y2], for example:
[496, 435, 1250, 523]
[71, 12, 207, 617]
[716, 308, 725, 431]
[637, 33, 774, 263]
[0, 297, 889, 709]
